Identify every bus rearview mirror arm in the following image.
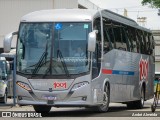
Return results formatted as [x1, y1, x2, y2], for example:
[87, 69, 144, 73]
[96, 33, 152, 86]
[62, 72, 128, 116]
[3, 31, 17, 53]
[88, 30, 98, 52]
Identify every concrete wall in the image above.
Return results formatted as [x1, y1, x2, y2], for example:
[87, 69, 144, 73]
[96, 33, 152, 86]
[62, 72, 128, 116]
[54, 0, 78, 9]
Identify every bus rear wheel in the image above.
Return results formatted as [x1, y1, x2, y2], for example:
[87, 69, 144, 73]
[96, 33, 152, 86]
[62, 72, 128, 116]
[95, 84, 110, 112]
[33, 105, 51, 114]
[135, 88, 145, 109]
[127, 88, 145, 109]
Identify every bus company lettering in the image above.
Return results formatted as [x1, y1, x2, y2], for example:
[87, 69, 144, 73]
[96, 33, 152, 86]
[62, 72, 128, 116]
[139, 57, 149, 81]
[53, 82, 67, 89]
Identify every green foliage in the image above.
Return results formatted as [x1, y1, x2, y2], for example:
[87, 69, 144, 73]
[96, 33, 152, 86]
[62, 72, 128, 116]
[142, 0, 160, 8]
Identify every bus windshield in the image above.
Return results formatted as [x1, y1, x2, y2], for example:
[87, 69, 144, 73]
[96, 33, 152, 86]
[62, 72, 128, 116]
[17, 22, 91, 76]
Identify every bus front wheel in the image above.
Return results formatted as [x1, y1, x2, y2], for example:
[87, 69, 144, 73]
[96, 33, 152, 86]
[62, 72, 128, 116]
[33, 105, 51, 114]
[95, 84, 110, 112]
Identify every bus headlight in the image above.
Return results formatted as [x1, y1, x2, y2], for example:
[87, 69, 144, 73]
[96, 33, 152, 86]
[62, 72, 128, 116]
[71, 82, 89, 91]
[16, 81, 32, 92]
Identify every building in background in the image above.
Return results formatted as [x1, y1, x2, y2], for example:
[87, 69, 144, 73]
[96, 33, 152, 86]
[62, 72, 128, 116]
[153, 30, 160, 74]
[78, 0, 99, 9]
[0, 0, 99, 53]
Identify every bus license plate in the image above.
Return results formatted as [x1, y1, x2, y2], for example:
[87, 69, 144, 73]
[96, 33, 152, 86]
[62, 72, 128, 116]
[42, 95, 57, 100]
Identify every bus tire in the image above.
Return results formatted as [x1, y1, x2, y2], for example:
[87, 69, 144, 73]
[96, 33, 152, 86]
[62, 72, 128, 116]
[33, 105, 51, 114]
[95, 84, 110, 112]
[135, 88, 145, 109]
[127, 88, 145, 109]
[1, 90, 7, 104]
[126, 102, 134, 109]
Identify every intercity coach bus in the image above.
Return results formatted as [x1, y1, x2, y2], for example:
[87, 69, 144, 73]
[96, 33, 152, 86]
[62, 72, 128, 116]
[3, 9, 155, 113]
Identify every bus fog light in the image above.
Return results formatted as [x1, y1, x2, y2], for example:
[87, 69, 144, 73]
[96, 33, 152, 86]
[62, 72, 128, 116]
[17, 81, 32, 91]
[18, 96, 22, 100]
[71, 82, 89, 91]
[82, 96, 87, 101]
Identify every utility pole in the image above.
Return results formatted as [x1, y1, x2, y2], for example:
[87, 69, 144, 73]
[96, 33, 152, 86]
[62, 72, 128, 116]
[137, 17, 147, 27]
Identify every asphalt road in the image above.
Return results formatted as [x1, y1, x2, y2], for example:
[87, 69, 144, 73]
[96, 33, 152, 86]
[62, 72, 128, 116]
[0, 98, 160, 119]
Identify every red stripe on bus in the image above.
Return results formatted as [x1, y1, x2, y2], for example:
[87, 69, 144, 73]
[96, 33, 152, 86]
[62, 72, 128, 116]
[102, 69, 112, 74]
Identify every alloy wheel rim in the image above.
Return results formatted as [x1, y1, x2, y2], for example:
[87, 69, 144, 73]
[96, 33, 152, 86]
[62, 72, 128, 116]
[102, 89, 108, 106]
[141, 92, 144, 105]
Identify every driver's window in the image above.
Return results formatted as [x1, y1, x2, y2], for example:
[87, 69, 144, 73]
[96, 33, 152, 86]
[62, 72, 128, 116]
[92, 17, 102, 79]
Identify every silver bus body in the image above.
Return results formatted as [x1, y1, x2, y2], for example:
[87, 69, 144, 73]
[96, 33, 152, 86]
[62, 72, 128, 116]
[5, 9, 154, 111]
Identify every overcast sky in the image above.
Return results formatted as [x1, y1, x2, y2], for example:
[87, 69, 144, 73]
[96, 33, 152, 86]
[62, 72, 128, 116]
[89, 0, 160, 30]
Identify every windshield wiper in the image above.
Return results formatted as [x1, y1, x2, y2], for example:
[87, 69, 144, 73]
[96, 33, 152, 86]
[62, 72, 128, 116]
[31, 42, 49, 78]
[31, 51, 47, 77]
[57, 49, 70, 77]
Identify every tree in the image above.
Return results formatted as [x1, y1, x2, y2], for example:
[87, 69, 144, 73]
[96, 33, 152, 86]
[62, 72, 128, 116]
[142, 0, 160, 8]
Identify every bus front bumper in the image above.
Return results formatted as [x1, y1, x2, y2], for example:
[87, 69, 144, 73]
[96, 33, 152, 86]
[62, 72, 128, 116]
[17, 82, 95, 107]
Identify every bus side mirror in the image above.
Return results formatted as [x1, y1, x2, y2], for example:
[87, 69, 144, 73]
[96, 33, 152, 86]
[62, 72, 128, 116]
[3, 32, 17, 53]
[88, 30, 98, 52]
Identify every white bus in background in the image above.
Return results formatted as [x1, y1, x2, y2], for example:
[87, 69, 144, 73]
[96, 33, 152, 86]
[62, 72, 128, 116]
[0, 57, 10, 103]
[3, 9, 155, 113]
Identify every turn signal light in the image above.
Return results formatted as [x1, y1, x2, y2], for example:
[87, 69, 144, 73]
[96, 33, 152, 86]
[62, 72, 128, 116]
[17, 81, 32, 91]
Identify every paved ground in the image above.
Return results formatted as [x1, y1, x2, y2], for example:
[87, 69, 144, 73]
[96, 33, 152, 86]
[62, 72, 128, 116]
[0, 98, 160, 119]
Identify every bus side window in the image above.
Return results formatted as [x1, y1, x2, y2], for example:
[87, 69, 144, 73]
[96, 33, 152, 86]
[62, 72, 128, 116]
[108, 27, 115, 49]
[126, 27, 135, 52]
[128, 27, 137, 53]
[139, 31, 145, 54]
[132, 39, 137, 53]
[103, 28, 109, 53]
[136, 30, 143, 53]
[103, 27, 113, 53]
[121, 27, 130, 51]
[135, 30, 140, 53]
[145, 33, 149, 55]
[110, 24, 125, 51]
[114, 26, 126, 51]
[142, 32, 147, 54]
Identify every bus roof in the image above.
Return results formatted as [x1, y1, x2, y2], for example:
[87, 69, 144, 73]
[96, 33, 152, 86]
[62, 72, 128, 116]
[101, 9, 151, 33]
[21, 9, 151, 33]
[21, 9, 99, 22]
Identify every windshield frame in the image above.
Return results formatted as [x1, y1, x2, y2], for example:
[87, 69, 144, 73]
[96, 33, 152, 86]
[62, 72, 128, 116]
[16, 22, 92, 79]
